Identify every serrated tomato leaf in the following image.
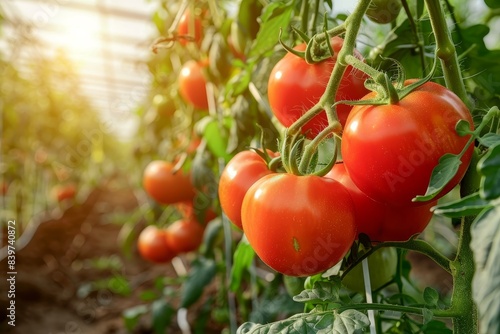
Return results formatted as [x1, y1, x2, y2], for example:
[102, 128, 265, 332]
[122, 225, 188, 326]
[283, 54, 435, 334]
[423, 287, 439, 308]
[478, 133, 500, 148]
[293, 281, 340, 304]
[471, 206, 500, 334]
[249, 1, 294, 58]
[414, 153, 461, 202]
[237, 310, 369, 334]
[432, 193, 493, 218]
[478, 144, 500, 200]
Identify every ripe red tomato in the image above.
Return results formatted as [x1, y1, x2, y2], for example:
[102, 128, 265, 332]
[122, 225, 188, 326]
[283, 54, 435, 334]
[143, 161, 196, 205]
[218, 150, 276, 230]
[178, 60, 209, 110]
[137, 225, 177, 263]
[326, 163, 435, 242]
[342, 247, 398, 293]
[164, 219, 205, 253]
[341, 80, 474, 207]
[53, 183, 77, 202]
[177, 10, 202, 46]
[267, 37, 369, 139]
[241, 173, 356, 277]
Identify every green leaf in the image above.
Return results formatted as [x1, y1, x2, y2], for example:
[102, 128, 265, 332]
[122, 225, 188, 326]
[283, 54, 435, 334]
[293, 281, 340, 304]
[201, 218, 222, 257]
[478, 144, 500, 200]
[122, 305, 148, 332]
[333, 310, 370, 333]
[455, 120, 473, 136]
[485, 0, 500, 9]
[151, 299, 174, 334]
[433, 193, 493, 218]
[229, 237, 255, 292]
[414, 154, 462, 202]
[238, 311, 367, 334]
[139, 290, 158, 301]
[249, 1, 295, 58]
[180, 257, 216, 308]
[423, 287, 439, 308]
[478, 133, 500, 148]
[471, 206, 500, 334]
[421, 320, 453, 334]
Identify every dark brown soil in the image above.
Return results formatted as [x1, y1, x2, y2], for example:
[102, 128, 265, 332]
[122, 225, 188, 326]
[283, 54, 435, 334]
[0, 179, 221, 334]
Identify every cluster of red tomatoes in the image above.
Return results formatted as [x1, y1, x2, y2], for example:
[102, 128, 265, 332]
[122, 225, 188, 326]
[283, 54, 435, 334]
[139, 161, 215, 263]
[219, 37, 474, 277]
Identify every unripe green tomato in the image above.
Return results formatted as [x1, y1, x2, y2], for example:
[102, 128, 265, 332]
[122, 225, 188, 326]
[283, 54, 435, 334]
[342, 248, 397, 293]
[366, 0, 402, 24]
[284, 276, 306, 297]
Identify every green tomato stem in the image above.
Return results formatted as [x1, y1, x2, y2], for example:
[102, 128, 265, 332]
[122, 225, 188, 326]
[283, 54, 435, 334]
[336, 302, 456, 318]
[450, 216, 478, 333]
[424, 0, 470, 107]
[375, 239, 452, 274]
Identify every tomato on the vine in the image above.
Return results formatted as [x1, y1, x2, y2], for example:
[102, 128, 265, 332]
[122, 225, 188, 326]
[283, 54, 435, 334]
[164, 219, 205, 253]
[177, 9, 202, 46]
[241, 173, 356, 277]
[178, 60, 209, 110]
[365, 0, 402, 24]
[326, 163, 435, 242]
[137, 225, 177, 263]
[218, 150, 276, 230]
[267, 37, 369, 139]
[143, 160, 196, 205]
[342, 247, 398, 293]
[341, 80, 474, 207]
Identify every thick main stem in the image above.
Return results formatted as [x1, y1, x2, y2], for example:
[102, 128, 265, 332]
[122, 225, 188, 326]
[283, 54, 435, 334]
[450, 216, 478, 333]
[424, 0, 470, 107]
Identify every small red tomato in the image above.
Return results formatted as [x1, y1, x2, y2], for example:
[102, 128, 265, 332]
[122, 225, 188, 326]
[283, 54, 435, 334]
[53, 183, 77, 202]
[137, 225, 177, 263]
[218, 150, 276, 230]
[268, 37, 369, 139]
[164, 219, 205, 253]
[177, 10, 203, 46]
[178, 60, 209, 110]
[143, 161, 196, 205]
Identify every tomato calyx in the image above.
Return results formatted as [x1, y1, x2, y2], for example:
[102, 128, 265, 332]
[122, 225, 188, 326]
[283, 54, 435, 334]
[279, 129, 339, 177]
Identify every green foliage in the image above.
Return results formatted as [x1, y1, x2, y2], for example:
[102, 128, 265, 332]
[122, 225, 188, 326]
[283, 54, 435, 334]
[471, 206, 500, 334]
[180, 257, 217, 308]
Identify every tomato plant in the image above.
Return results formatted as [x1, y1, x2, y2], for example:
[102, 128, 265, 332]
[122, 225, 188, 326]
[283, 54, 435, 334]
[218, 150, 276, 230]
[137, 225, 177, 263]
[177, 9, 202, 46]
[326, 163, 435, 242]
[178, 60, 209, 110]
[342, 247, 398, 293]
[164, 219, 205, 253]
[267, 37, 369, 138]
[241, 173, 356, 277]
[341, 80, 474, 207]
[143, 160, 195, 205]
